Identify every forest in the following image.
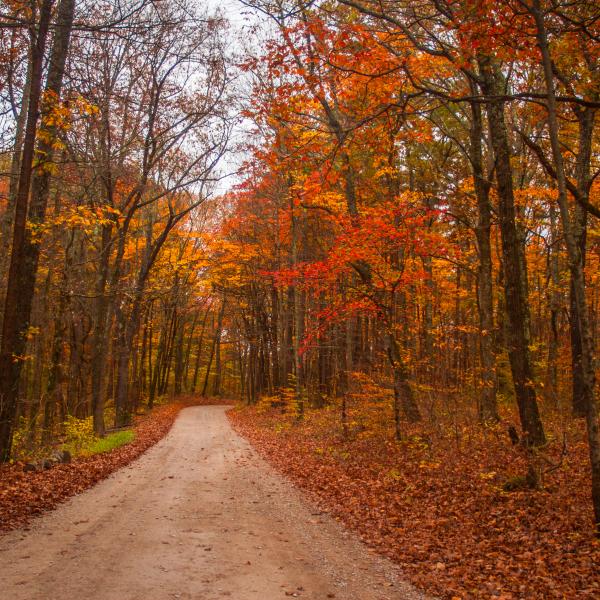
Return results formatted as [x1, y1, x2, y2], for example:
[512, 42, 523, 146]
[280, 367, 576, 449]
[1, 0, 600, 598]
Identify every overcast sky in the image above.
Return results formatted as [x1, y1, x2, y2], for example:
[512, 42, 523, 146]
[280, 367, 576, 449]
[203, 0, 263, 195]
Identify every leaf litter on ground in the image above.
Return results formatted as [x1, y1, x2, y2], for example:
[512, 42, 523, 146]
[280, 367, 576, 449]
[228, 400, 600, 600]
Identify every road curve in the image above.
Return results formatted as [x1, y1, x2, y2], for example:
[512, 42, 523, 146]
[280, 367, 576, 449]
[0, 406, 427, 600]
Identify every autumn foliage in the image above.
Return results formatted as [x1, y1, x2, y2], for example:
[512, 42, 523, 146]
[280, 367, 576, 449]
[213, 0, 600, 593]
[1, 0, 600, 596]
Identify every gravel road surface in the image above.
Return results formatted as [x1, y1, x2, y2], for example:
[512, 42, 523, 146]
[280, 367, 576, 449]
[0, 406, 428, 600]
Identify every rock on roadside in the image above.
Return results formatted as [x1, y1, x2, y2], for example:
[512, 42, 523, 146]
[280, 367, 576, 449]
[23, 450, 72, 472]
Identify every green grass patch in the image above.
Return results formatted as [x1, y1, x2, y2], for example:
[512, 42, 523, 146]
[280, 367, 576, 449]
[85, 430, 135, 456]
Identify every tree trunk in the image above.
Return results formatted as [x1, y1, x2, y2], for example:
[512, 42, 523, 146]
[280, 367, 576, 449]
[0, 52, 32, 308]
[182, 311, 199, 391]
[91, 225, 112, 435]
[545, 204, 560, 406]
[570, 107, 594, 417]
[469, 97, 499, 422]
[387, 331, 421, 433]
[202, 298, 226, 397]
[174, 319, 185, 396]
[0, 0, 56, 461]
[212, 324, 223, 397]
[291, 195, 304, 418]
[531, 0, 599, 530]
[191, 303, 211, 393]
[479, 59, 545, 447]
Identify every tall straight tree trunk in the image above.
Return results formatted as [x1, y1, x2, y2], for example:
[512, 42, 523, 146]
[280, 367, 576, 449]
[479, 60, 545, 447]
[202, 298, 226, 397]
[149, 324, 166, 409]
[570, 107, 594, 417]
[270, 285, 280, 391]
[0, 0, 55, 461]
[91, 224, 112, 435]
[0, 53, 32, 308]
[530, 0, 599, 531]
[147, 302, 154, 397]
[191, 303, 211, 393]
[139, 308, 150, 399]
[284, 286, 294, 386]
[42, 228, 73, 444]
[182, 311, 199, 391]
[158, 308, 178, 396]
[290, 193, 304, 418]
[388, 328, 421, 428]
[174, 320, 185, 396]
[212, 325, 223, 397]
[113, 304, 131, 427]
[22, 0, 75, 435]
[421, 255, 434, 367]
[114, 290, 148, 426]
[546, 204, 560, 406]
[469, 97, 498, 422]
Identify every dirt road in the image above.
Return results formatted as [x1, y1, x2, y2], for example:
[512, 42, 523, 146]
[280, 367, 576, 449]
[0, 406, 427, 600]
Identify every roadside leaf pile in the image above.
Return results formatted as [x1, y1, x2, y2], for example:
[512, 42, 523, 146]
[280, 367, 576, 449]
[229, 404, 600, 599]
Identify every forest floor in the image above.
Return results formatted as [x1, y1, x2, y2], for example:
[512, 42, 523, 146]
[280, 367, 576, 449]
[229, 400, 600, 600]
[0, 405, 425, 600]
